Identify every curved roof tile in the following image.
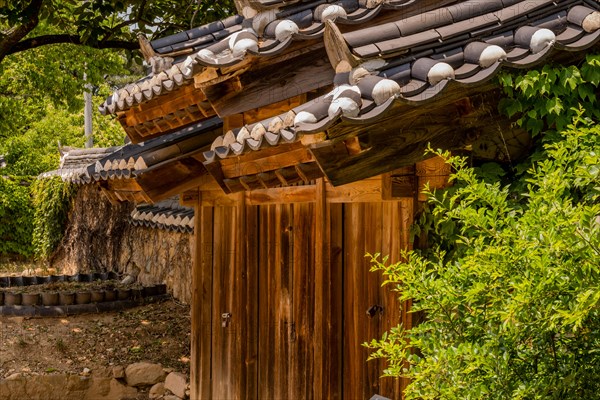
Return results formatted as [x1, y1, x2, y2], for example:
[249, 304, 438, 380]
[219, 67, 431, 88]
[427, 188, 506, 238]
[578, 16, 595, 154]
[205, 1, 600, 161]
[43, 118, 222, 184]
[100, 0, 426, 115]
[130, 197, 194, 233]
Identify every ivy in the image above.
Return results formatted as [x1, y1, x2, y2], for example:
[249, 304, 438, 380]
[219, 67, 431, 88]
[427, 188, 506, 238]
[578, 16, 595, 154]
[498, 54, 600, 137]
[0, 176, 34, 257]
[31, 177, 78, 261]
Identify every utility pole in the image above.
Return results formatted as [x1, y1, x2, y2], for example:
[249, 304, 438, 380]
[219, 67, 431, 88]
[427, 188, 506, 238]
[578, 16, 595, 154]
[84, 72, 93, 148]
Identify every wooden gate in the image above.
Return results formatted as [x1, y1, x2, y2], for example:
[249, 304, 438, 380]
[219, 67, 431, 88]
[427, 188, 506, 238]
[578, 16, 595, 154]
[190, 178, 419, 399]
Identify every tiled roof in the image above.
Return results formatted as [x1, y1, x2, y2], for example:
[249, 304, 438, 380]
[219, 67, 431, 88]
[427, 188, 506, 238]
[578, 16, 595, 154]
[86, 117, 222, 182]
[99, 0, 424, 115]
[130, 197, 194, 233]
[42, 118, 222, 184]
[189, 0, 416, 67]
[204, 1, 600, 161]
[40, 147, 121, 183]
[99, 63, 195, 115]
[99, 15, 245, 115]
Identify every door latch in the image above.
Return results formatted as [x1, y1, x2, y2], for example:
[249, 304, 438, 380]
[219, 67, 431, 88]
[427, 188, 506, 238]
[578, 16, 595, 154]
[366, 305, 384, 318]
[221, 312, 232, 327]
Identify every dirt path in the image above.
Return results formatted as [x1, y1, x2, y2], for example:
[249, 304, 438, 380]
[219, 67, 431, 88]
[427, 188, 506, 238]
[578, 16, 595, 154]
[0, 299, 191, 379]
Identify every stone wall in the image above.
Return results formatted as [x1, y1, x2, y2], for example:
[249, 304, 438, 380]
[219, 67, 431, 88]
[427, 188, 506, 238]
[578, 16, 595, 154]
[52, 186, 192, 303]
[0, 363, 189, 400]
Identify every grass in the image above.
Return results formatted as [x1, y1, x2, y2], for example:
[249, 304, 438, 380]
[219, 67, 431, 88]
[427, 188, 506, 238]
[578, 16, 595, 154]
[17, 337, 28, 348]
[0, 258, 41, 275]
[55, 338, 67, 354]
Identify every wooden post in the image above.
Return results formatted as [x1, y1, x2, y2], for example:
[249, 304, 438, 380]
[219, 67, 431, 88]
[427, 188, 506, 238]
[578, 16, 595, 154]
[191, 188, 213, 399]
[313, 178, 341, 398]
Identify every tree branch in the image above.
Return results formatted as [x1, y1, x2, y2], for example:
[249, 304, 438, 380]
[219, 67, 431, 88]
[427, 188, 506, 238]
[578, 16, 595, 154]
[0, 0, 44, 63]
[6, 34, 140, 56]
[100, 19, 139, 44]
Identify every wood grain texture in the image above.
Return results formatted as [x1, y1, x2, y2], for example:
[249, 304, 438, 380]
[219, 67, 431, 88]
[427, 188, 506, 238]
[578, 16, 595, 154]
[204, 50, 334, 118]
[211, 206, 237, 398]
[191, 195, 214, 399]
[191, 191, 415, 399]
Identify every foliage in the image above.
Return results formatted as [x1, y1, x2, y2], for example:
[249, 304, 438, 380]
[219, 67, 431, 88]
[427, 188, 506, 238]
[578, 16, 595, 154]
[0, 176, 34, 257]
[367, 118, 600, 399]
[366, 54, 600, 399]
[498, 54, 600, 137]
[0, 37, 130, 175]
[0, 0, 235, 62]
[31, 176, 77, 260]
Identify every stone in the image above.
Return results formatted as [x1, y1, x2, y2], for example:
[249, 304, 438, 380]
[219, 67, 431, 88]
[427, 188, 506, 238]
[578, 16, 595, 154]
[112, 365, 125, 379]
[120, 275, 135, 285]
[149, 382, 166, 399]
[84, 377, 111, 398]
[164, 372, 187, 399]
[5, 373, 22, 380]
[84, 377, 138, 400]
[163, 395, 182, 400]
[124, 362, 165, 387]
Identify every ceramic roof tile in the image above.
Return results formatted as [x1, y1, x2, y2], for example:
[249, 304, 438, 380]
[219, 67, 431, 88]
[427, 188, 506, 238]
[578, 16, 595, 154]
[40, 147, 121, 184]
[204, 0, 600, 162]
[130, 197, 194, 233]
[102, 0, 599, 124]
[100, 0, 424, 115]
[44, 118, 222, 184]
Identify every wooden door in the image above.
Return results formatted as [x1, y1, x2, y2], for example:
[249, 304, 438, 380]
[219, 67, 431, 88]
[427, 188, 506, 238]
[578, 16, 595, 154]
[343, 200, 414, 399]
[196, 198, 411, 399]
[210, 204, 259, 400]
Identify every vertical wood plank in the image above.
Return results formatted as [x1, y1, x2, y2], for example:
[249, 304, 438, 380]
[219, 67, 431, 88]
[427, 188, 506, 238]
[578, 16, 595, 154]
[278, 204, 293, 398]
[379, 201, 403, 398]
[400, 197, 415, 395]
[329, 202, 344, 399]
[366, 202, 385, 396]
[191, 189, 214, 399]
[292, 202, 315, 399]
[259, 204, 295, 399]
[258, 205, 272, 398]
[212, 205, 241, 399]
[345, 202, 380, 398]
[313, 179, 327, 399]
[244, 200, 259, 400]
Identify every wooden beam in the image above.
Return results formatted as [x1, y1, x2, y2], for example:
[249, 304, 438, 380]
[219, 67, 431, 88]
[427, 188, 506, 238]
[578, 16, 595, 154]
[242, 96, 306, 126]
[313, 178, 328, 397]
[135, 158, 211, 202]
[194, 59, 252, 89]
[220, 146, 314, 178]
[99, 186, 120, 205]
[181, 189, 200, 207]
[123, 84, 208, 128]
[106, 177, 144, 192]
[203, 50, 334, 118]
[191, 189, 214, 399]
[203, 159, 232, 194]
[196, 175, 421, 205]
[415, 156, 451, 202]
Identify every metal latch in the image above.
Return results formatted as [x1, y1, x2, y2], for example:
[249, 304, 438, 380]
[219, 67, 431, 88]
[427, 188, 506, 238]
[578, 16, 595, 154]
[221, 312, 232, 327]
[366, 305, 384, 318]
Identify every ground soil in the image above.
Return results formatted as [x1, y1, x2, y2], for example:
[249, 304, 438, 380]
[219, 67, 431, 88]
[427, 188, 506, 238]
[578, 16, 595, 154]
[0, 299, 191, 381]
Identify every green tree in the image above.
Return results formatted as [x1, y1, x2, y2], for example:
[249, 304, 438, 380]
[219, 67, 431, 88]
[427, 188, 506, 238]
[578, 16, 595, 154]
[0, 0, 235, 63]
[366, 56, 600, 399]
[0, 39, 129, 175]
